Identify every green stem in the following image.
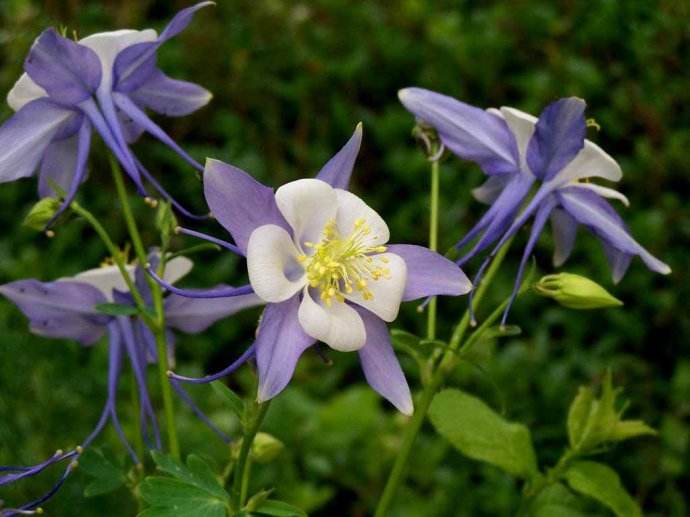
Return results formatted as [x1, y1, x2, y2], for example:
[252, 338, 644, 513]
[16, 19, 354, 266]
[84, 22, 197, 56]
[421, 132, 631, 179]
[70, 201, 148, 313]
[232, 401, 270, 510]
[374, 238, 513, 517]
[130, 373, 145, 462]
[109, 156, 180, 460]
[426, 158, 440, 341]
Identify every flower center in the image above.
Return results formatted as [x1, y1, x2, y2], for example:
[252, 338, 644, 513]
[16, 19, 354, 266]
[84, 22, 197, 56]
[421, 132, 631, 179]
[297, 218, 390, 306]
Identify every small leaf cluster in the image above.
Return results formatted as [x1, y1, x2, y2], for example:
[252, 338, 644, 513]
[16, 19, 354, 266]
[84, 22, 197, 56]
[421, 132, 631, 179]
[429, 371, 655, 517]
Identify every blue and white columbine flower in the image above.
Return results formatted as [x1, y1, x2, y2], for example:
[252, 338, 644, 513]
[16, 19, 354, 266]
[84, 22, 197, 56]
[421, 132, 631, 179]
[0, 255, 256, 515]
[0, 2, 214, 223]
[153, 125, 472, 414]
[399, 88, 670, 323]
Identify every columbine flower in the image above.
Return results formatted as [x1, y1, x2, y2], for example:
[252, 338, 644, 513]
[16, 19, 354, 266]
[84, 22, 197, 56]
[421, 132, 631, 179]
[0, 2, 214, 223]
[399, 88, 670, 323]
[151, 125, 472, 414]
[0, 255, 256, 515]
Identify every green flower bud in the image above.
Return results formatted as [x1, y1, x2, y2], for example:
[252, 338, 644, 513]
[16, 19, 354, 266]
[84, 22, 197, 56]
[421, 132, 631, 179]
[22, 198, 64, 231]
[251, 432, 284, 463]
[232, 432, 285, 464]
[535, 273, 623, 310]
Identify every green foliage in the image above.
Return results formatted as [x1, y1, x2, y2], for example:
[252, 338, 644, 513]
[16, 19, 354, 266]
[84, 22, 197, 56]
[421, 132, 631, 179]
[139, 452, 229, 516]
[0, 0, 687, 515]
[528, 483, 588, 517]
[155, 201, 178, 250]
[95, 303, 140, 317]
[429, 388, 538, 479]
[241, 498, 308, 517]
[212, 381, 247, 422]
[79, 447, 128, 497]
[564, 461, 641, 517]
[567, 371, 656, 452]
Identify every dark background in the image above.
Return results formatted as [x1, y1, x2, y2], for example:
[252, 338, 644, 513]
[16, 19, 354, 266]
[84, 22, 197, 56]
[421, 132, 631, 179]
[1, 1, 688, 515]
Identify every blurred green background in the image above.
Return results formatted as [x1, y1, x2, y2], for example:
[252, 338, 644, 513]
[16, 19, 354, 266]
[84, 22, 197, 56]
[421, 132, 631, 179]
[1, 0, 688, 515]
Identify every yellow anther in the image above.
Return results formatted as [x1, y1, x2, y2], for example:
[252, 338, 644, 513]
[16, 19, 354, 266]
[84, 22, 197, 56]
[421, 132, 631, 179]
[299, 217, 391, 305]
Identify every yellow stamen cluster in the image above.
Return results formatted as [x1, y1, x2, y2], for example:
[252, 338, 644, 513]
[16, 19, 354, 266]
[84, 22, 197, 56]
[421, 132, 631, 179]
[297, 217, 390, 306]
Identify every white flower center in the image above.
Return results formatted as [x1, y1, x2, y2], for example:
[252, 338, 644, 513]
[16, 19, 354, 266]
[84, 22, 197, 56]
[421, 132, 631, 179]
[297, 217, 390, 306]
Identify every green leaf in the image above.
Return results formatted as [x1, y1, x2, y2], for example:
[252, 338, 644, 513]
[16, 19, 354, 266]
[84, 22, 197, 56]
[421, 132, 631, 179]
[211, 381, 246, 420]
[429, 389, 538, 479]
[567, 372, 657, 451]
[155, 201, 178, 249]
[390, 329, 421, 349]
[95, 303, 139, 317]
[564, 461, 642, 517]
[244, 489, 274, 511]
[139, 477, 227, 517]
[150, 451, 227, 500]
[251, 500, 308, 517]
[610, 420, 657, 441]
[567, 386, 595, 449]
[78, 448, 126, 497]
[84, 475, 127, 497]
[529, 483, 588, 517]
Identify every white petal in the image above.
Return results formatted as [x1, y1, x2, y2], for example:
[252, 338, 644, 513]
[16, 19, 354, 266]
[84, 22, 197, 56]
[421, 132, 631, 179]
[274, 178, 337, 249]
[568, 182, 630, 207]
[551, 140, 622, 185]
[79, 29, 157, 92]
[500, 107, 537, 172]
[247, 224, 306, 303]
[335, 189, 390, 246]
[7, 73, 47, 111]
[298, 288, 366, 352]
[71, 264, 136, 300]
[344, 252, 407, 322]
[163, 256, 193, 284]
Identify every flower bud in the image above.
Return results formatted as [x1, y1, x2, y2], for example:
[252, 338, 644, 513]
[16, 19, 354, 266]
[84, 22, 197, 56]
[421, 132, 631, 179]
[250, 432, 284, 463]
[22, 198, 64, 231]
[535, 273, 622, 310]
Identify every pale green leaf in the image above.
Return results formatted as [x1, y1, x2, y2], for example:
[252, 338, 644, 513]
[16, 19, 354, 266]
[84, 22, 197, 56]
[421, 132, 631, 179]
[211, 381, 246, 420]
[567, 386, 594, 449]
[429, 389, 538, 479]
[564, 461, 641, 517]
[251, 500, 308, 517]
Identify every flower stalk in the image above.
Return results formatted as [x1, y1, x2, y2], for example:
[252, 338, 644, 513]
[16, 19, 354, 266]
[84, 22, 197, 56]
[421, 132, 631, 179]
[374, 237, 513, 517]
[110, 156, 180, 460]
[426, 155, 440, 340]
[232, 400, 271, 510]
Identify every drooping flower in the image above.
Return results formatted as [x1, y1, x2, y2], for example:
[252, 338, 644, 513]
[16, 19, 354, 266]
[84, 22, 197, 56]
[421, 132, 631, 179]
[399, 88, 670, 323]
[0, 2, 214, 224]
[151, 125, 472, 414]
[0, 255, 257, 515]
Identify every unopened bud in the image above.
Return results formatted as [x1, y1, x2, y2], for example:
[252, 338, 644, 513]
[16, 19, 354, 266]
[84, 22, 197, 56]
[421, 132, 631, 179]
[535, 273, 622, 310]
[251, 432, 284, 463]
[23, 198, 63, 231]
